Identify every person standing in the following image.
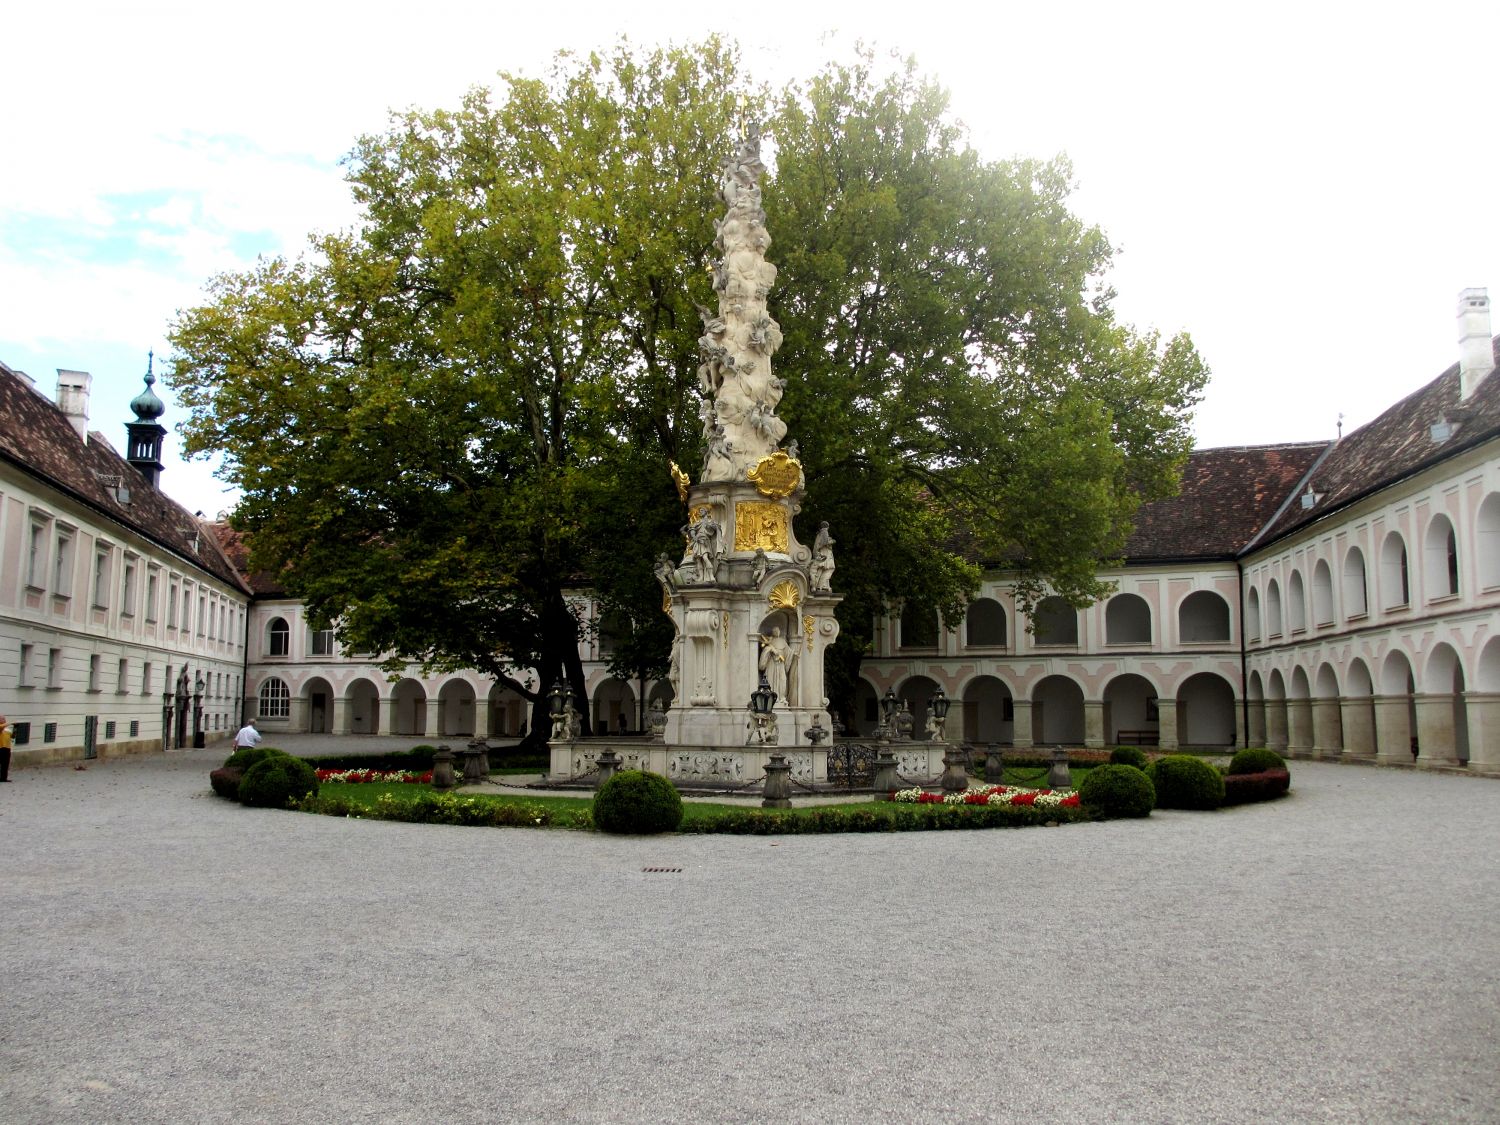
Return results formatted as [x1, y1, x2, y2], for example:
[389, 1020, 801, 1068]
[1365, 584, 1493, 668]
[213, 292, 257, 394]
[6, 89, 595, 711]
[0, 714, 11, 781]
[233, 718, 261, 750]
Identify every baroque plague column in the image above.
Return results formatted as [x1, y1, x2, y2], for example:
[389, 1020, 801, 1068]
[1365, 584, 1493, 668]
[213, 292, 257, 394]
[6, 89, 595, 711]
[656, 125, 842, 779]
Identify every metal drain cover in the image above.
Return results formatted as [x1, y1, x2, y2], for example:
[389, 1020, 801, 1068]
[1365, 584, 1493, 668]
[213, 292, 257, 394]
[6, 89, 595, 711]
[642, 867, 682, 873]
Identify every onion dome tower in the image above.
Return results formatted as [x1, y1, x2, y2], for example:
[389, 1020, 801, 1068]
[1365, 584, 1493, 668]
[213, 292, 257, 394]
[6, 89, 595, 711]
[125, 351, 167, 487]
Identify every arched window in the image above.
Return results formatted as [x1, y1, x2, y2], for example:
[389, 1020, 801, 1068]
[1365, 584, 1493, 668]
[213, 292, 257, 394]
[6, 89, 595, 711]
[1104, 594, 1151, 644]
[1424, 515, 1459, 600]
[1381, 532, 1410, 609]
[964, 598, 1007, 647]
[900, 603, 939, 649]
[1311, 560, 1334, 626]
[1265, 579, 1283, 638]
[1286, 571, 1306, 633]
[598, 610, 631, 656]
[1342, 547, 1368, 617]
[1246, 587, 1262, 644]
[1479, 494, 1500, 590]
[267, 617, 290, 657]
[1178, 590, 1231, 642]
[258, 677, 290, 719]
[1032, 596, 1078, 646]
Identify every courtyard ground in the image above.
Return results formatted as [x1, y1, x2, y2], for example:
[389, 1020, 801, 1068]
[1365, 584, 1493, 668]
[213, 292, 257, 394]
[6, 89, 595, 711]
[1, 746, 1497, 1123]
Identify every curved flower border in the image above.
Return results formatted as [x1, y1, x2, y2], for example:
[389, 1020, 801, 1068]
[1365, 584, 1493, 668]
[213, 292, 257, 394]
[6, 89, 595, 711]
[315, 768, 433, 784]
[892, 784, 1080, 809]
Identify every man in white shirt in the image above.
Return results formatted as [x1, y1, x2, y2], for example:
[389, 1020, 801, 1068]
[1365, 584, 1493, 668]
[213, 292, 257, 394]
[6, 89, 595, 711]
[233, 719, 262, 750]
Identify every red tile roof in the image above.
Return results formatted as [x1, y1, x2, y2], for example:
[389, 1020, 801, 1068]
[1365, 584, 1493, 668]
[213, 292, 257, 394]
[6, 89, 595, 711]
[0, 362, 249, 592]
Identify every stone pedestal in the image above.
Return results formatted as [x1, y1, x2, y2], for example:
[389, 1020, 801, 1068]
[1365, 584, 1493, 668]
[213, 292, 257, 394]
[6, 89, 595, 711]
[431, 746, 456, 790]
[939, 744, 968, 791]
[762, 753, 793, 808]
[872, 744, 901, 796]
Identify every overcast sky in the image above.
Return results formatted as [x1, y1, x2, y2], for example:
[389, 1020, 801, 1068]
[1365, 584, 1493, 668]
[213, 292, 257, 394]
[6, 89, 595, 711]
[3, 0, 1497, 518]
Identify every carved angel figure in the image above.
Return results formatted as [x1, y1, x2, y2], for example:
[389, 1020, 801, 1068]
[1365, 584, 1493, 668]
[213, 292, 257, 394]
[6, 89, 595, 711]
[809, 521, 836, 592]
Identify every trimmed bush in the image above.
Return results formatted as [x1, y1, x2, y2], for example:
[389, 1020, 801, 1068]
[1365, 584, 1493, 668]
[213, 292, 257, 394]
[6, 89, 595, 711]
[1228, 747, 1287, 776]
[1077, 764, 1155, 819]
[1146, 754, 1226, 810]
[1109, 746, 1150, 770]
[1221, 769, 1291, 806]
[592, 770, 683, 835]
[238, 755, 320, 809]
[223, 745, 290, 772]
[209, 766, 244, 801]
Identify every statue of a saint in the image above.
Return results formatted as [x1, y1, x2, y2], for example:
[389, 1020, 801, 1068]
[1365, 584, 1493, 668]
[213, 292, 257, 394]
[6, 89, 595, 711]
[809, 521, 836, 592]
[684, 508, 721, 583]
[758, 626, 797, 706]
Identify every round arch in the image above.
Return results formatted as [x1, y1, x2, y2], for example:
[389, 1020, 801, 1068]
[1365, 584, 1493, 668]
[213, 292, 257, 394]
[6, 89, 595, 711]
[1479, 493, 1500, 591]
[852, 678, 880, 738]
[1105, 594, 1152, 645]
[1311, 560, 1335, 627]
[390, 678, 427, 737]
[1246, 587, 1263, 644]
[303, 675, 335, 735]
[960, 674, 1013, 744]
[346, 677, 381, 734]
[1287, 570, 1307, 633]
[1287, 665, 1313, 755]
[1265, 668, 1289, 752]
[1342, 547, 1369, 618]
[1265, 579, 1283, 638]
[437, 678, 476, 737]
[1423, 514, 1460, 601]
[1179, 590, 1231, 643]
[1030, 674, 1084, 745]
[1178, 672, 1236, 748]
[592, 676, 637, 735]
[1033, 597, 1078, 646]
[1246, 669, 1267, 746]
[1478, 637, 1500, 694]
[488, 681, 529, 740]
[964, 598, 1007, 648]
[1102, 672, 1157, 743]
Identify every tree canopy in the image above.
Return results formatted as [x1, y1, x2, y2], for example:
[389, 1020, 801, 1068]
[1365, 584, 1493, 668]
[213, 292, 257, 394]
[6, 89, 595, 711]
[166, 39, 1207, 739]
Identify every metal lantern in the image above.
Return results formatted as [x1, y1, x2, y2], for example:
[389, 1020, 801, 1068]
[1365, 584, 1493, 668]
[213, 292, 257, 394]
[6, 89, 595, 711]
[548, 680, 568, 719]
[930, 686, 950, 721]
[751, 678, 776, 716]
[881, 687, 899, 725]
[193, 670, 205, 701]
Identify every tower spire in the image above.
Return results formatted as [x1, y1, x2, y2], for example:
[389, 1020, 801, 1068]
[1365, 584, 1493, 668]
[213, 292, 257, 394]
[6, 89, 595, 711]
[125, 351, 167, 487]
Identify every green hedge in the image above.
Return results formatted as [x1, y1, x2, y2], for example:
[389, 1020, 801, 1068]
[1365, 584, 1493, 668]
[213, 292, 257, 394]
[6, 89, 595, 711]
[1108, 746, 1150, 770]
[681, 802, 1091, 835]
[1228, 747, 1288, 775]
[239, 755, 320, 809]
[1146, 755, 1225, 810]
[1077, 764, 1155, 819]
[593, 770, 684, 835]
[222, 745, 290, 771]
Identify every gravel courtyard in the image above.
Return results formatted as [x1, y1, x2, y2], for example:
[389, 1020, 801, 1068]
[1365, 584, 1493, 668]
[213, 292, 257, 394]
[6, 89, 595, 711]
[1, 749, 1497, 1124]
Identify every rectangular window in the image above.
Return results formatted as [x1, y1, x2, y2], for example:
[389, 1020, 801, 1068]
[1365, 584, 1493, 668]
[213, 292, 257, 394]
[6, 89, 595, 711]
[47, 648, 62, 689]
[129, 720, 139, 737]
[219, 604, 227, 641]
[311, 628, 335, 656]
[53, 533, 74, 597]
[168, 582, 179, 627]
[19, 643, 34, 687]
[88, 654, 101, 692]
[27, 521, 47, 588]
[121, 560, 137, 616]
[43, 721, 57, 743]
[117, 658, 129, 694]
[104, 720, 116, 739]
[13, 722, 30, 745]
[93, 549, 110, 608]
[182, 590, 192, 636]
[197, 595, 206, 636]
[142, 662, 153, 696]
[207, 597, 215, 640]
[145, 572, 159, 622]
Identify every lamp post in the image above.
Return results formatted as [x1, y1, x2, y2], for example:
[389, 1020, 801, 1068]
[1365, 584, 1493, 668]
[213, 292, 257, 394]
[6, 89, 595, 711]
[747, 679, 777, 745]
[879, 687, 899, 737]
[929, 686, 951, 742]
[934, 686, 968, 791]
[192, 671, 205, 748]
[547, 680, 567, 742]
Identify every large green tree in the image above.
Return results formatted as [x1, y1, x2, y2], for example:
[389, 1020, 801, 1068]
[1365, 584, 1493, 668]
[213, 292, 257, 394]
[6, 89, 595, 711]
[167, 41, 1206, 743]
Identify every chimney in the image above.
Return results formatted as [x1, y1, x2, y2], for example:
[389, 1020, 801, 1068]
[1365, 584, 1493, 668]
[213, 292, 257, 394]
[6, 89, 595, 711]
[56, 369, 92, 442]
[1458, 287, 1493, 400]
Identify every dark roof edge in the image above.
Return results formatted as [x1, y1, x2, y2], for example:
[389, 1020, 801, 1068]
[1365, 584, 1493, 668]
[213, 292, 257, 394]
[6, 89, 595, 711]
[1240, 428, 1500, 559]
[0, 446, 250, 593]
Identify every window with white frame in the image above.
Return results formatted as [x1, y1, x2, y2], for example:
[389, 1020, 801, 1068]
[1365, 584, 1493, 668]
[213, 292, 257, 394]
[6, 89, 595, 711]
[145, 570, 159, 621]
[121, 558, 137, 616]
[88, 653, 101, 692]
[267, 617, 290, 657]
[311, 627, 335, 656]
[142, 662, 153, 696]
[117, 658, 128, 693]
[47, 648, 61, 688]
[92, 547, 111, 608]
[168, 581, 179, 627]
[27, 519, 48, 588]
[19, 643, 34, 687]
[53, 531, 74, 597]
[258, 677, 291, 718]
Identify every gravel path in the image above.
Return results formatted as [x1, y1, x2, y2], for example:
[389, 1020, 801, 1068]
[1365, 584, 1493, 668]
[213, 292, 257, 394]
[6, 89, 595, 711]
[2, 750, 1498, 1124]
